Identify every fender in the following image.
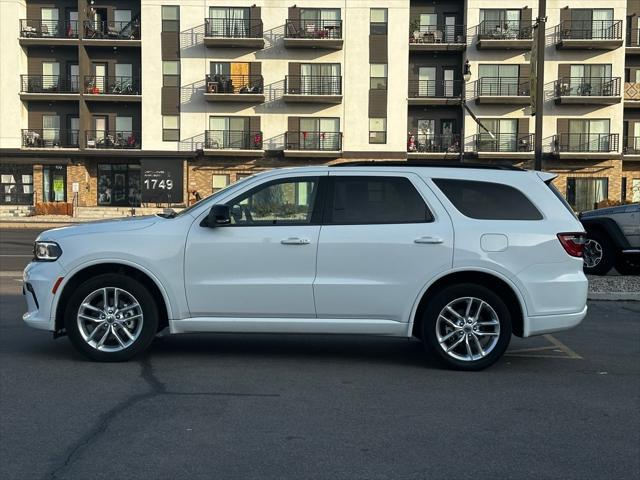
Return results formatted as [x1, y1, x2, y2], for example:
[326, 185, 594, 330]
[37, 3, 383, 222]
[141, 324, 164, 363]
[581, 217, 630, 249]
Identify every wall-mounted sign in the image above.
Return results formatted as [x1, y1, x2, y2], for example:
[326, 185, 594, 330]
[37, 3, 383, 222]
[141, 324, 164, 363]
[140, 159, 184, 204]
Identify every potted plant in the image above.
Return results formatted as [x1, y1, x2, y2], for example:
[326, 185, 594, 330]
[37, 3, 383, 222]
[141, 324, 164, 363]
[410, 19, 421, 41]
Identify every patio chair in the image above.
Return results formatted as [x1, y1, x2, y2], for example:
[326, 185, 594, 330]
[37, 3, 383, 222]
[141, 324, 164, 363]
[21, 25, 37, 37]
[433, 30, 443, 43]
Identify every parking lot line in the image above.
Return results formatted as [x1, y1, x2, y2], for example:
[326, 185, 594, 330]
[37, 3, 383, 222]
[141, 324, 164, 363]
[506, 334, 582, 360]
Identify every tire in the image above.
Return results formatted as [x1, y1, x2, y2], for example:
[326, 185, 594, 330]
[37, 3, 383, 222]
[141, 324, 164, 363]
[583, 232, 616, 276]
[615, 257, 640, 276]
[422, 284, 512, 371]
[64, 273, 159, 362]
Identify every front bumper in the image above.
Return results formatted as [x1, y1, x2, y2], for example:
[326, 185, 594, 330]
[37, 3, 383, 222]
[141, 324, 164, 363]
[22, 261, 66, 331]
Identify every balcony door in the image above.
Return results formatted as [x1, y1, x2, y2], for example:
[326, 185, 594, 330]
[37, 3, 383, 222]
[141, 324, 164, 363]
[208, 117, 248, 149]
[42, 62, 59, 91]
[92, 63, 107, 92]
[69, 64, 79, 92]
[115, 63, 132, 93]
[570, 64, 611, 95]
[418, 67, 436, 97]
[441, 120, 456, 150]
[443, 68, 455, 97]
[300, 118, 340, 150]
[93, 116, 108, 145]
[209, 7, 249, 37]
[444, 15, 456, 42]
[69, 116, 79, 146]
[480, 9, 520, 34]
[479, 64, 518, 95]
[67, 10, 78, 37]
[114, 9, 131, 28]
[419, 13, 436, 33]
[634, 123, 640, 152]
[301, 64, 340, 95]
[42, 114, 60, 147]
[569, 119, 610, 151]
[480, 119, 517, 152]
[41, 8, 59, 36]
[115, 116, 133, 146]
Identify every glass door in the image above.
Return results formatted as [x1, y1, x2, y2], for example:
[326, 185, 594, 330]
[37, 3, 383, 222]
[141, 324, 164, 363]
[419, 13, 437, 34]
[93, 115, 108, 146]
[209, 7, 248, 37]
[115, 116, 133, 147]
[444, 15, 456, 42]
[418, 67, 436, 96]
[571, 10, 592, 39]
[498, 119, 517, 151]
[441, 120, 456, 150]
[569, 120, 588, 151]
[300, 118, 319, 150]
[443, 68, 454, 97]
[42, 62, 60, 91]
[592, 9, 613, 39]
[43, 165, 66, 202]
[41, 8, 59, 36]
[319, 118, 340, 150]
[417, 119, 435, 151]
[115, 63, 132, 93]
[634, 122, 640, 152]
[590, 119, 610, 151]
[570, 65, 585, 95]
[69, 116, 79, 146]
[92, 63, 107, 92]
[42, 114, 60, 146]
[69, 64, 79, 92]
[68, 10, 78, 37]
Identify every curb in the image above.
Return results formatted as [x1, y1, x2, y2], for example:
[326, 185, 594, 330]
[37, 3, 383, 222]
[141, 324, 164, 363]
[588, 292, 640, 302]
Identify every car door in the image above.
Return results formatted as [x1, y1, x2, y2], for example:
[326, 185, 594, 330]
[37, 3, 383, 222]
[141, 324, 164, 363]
[313, 171, 454, 324]
[184, 173, 324, 318]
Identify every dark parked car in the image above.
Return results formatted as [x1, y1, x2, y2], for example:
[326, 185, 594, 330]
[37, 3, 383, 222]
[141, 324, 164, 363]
[580, 204, 640, 275]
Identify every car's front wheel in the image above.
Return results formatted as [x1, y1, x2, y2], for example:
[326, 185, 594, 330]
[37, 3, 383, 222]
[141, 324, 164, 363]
[422, 284, 512, 371]
[64, 274, 159, 361]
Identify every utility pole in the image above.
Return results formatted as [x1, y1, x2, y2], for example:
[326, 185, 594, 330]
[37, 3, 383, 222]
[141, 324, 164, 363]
[534, 0, 547, 171]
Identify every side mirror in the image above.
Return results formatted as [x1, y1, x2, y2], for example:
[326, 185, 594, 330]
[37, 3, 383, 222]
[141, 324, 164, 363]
[206, 204, 231, 227]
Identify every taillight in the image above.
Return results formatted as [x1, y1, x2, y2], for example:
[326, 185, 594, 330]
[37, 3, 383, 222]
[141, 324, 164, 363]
[557, 233, 586, 257]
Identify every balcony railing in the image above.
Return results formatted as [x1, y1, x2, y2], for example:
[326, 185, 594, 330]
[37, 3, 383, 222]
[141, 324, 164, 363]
[409, 24, 466, 44]
[627, 29, 640, 47]
[476, 20, 533, 40]
[553, 133, 619, 153]
[408, 80, 463, 98]
[625, 82, 640, 101]
[204, 130, 263, 150]
[20, 19, 78, 38]
[285, 75, 342, 95]
[474, 133, 535, 152]
[22, 129, 79, 148]
[20, 75, 79, 93]
[554, 77, 621, 97]
[204, 18, 263, 38]
[286, 131, 342, 151]
[623, 137, 640, 154]
[206, 74, 263, 94]
[475, 78, 530, 97]
[83, 19, 140, 40]
[285, 19, 342, 39]
[85, 130, 141, 149]
[555, 20, 622, 41]
[84, 76, 140, 95]
[407, 134, 461, 153]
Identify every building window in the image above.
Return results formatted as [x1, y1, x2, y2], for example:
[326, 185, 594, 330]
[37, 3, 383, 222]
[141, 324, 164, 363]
[370, 64, 387, 90]
[369, 118, 387, 144]
[163, 115, 179, 141]
[632, 179, 640, 203]
[43, 165, 67, 202]
[162, 6, 180, 32]
[162, 61, 179, 87]
[212, 174, 230, 193]
[566, 177, 609, 212]
[0, 164, 33, 205]
[97, 164, 141, 207]
[370, 8, 388, 35]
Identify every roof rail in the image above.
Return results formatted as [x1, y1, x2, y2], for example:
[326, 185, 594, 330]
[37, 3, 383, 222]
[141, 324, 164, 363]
[331, 161, 525, 171]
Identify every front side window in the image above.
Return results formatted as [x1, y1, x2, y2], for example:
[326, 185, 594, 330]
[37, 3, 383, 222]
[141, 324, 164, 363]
[326, 176, 432, 224]
[226, 177, 319, 226]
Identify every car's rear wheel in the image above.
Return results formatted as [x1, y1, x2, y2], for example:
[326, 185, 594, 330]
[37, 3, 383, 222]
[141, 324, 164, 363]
[615, 257, 640, 276]
[64, 274, 159, 361]
[422, 284, 512, 371]
[583, 232, 615, 275]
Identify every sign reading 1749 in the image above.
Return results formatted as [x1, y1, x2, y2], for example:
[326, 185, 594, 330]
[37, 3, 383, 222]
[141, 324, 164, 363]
[140, 159, 184, 204]
[144, 178, 174, 190]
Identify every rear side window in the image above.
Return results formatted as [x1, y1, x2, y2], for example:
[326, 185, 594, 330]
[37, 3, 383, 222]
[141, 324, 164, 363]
[432, 179, 543, 220]
[325, 176, 433, 224]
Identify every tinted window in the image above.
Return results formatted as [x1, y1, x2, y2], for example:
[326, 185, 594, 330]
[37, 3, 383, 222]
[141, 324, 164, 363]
[326, 176, 433, 224]
[433, 179, 543, 220]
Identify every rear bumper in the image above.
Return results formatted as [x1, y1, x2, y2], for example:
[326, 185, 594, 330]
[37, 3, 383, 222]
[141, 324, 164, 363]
[22, 261, 65, 331]
[524, 305, 588, 337]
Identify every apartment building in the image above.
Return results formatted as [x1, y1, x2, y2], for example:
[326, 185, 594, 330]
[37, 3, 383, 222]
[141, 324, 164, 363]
[0, 0, 639, 216]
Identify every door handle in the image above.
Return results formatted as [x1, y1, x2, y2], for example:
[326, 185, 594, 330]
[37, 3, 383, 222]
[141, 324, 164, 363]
[281, 237, 311, 245]
[414, 236, 444, 244]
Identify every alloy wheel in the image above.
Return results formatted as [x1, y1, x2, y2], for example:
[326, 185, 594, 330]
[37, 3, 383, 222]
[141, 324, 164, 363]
[583, 239, 603, 269]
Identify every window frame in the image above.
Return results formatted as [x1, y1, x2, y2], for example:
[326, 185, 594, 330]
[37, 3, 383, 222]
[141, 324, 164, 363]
[161, 6, 180, 32]
[370, 8, 388, 35]
[369, 118, 387, 144]
[162, 115, 179, 141]
[162, 61, 180, 87]
[370, 63, 388, 90]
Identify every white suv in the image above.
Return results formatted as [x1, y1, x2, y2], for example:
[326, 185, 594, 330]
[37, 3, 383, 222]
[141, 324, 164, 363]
[23, 164, 588, 370]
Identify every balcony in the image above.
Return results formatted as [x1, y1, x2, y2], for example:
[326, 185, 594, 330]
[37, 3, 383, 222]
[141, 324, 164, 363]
[283, 76, 342, 103]
[552, 133, 620, 159]
[624, 83, 640, 107]
[19, 19, 78, 45]
[83, 19, 141, 44]
[285, 131, 342, 158]
[407, 134, 461, 160]
[554, 77, 621, 105]
[408, 80, 463, 105]
[85, 130, 141, 149]
[475, 20, 533, 50]
[627, 29, 640, 54]
[204, 130, 263, 156]
[204, 18, 264, 49]
[20, 75, 80, 100]
[623, 137, 640, 160]
[204, 74, 264, 103]
[22, 129, 79, 149]
[554, 20, 623, 50]
[284, 19, 343, 50]
[474, 78, 530, 105]
[83, 76, 141, 102]
[473, 133, 535, 159]
[409, 24, 466, 51]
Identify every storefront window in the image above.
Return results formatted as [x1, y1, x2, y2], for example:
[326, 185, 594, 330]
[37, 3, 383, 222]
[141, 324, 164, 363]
[566, 177, 608, 212]
[43, 165, 66, 202]
[98, 164, 141, 207]
[0, 164, 33, 205]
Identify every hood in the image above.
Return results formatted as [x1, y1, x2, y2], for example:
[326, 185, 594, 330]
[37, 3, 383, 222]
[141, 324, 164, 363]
[37, 215, 159, 241]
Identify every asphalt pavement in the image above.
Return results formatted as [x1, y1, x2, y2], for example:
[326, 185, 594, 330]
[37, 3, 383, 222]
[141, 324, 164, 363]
[1, 228, 639, 480]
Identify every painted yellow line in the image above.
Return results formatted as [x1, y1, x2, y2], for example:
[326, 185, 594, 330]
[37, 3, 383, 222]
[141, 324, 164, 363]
[544, 334, 583, 359]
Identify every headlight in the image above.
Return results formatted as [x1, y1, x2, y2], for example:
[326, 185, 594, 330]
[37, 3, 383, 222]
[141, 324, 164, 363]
[33, 241, 62, 261]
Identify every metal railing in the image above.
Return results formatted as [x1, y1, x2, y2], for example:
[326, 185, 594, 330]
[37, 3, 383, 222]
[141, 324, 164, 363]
[204, 130, 263, 150]
[475, 77, 530, 97]
[623, 137, 640, 154]
[84, 76, 140, 95]
[83, 19, 141, 40]
[474, 133, 535, 152]
[285, 19, 343, 39]
[22, 129, 79, 148]
[408, 79, 463, 98]
[407, 134, 462, 153]
[204, 18, 263, 38]
[409, 24, 466, 44]
[554, 77, 621, 97]
[286, 131, 342, 151]
[627, 29, 640, 47]
[285, 75, 342, 95]
[205, 74, 263, 94]
[20, 75, 79, 93]
[555, 20, 622, 41]
[85, 130, 141, 149]
[553, 133, 619, 153]
[20, 19, 78, 38]
[476, 20, 533, 40]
